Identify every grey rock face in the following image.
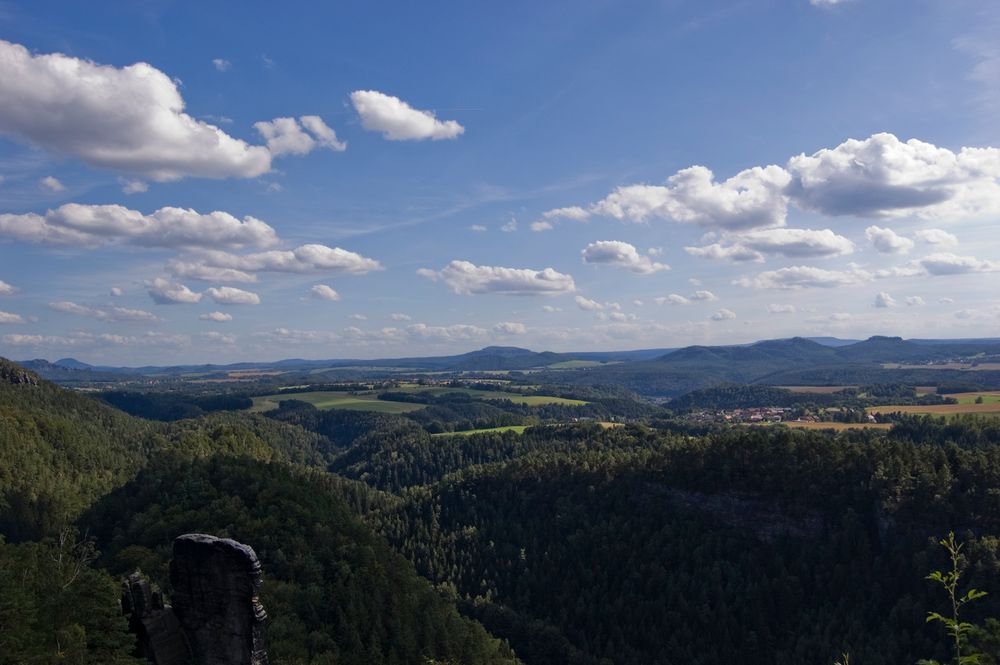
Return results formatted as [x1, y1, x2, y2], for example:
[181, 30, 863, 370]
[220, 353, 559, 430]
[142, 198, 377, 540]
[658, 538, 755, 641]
[169, 534, 269, 665]
[121, 571, 192, 665]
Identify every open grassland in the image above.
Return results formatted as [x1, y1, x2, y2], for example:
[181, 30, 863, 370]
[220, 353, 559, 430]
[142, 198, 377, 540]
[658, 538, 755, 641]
[547, 360, 609, 369]
[384, 385, 588, 406]
[868, 402, 1000, 417]
[782, 421, 893, 431]
[431, 425, 530, 437]
[250, 391, 425, 414]
[432, 420, 622, 437]
[250, 386, 586, 413]
[948, 391, 1000, 404]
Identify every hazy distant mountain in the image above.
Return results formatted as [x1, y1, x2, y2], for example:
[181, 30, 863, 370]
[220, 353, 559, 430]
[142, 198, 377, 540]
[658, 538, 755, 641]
[18, 335, 1000, 389]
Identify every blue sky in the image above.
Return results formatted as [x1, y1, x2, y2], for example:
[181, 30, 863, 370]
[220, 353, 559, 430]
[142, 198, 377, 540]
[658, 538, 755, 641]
[0, 0, 999, 364]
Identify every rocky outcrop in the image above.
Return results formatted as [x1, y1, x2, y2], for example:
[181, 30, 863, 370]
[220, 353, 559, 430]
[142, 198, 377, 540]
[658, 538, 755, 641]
[122, 534, 268, 665]
[170, 534, 268, 665]
[0, 358, 40, 386]
[121, 572, 191, 665]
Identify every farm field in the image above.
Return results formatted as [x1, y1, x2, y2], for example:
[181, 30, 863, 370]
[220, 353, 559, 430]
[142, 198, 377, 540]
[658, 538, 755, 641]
[782, 421, 893, 431]
[948, 391, 1000, 404]
[384, 385, 588, 406]
[868, 402, 1000, 417]
[431, 425, 530, 437]
[547, 360, 609, 369]
[249, 386, 587, 413]
[777, 385, 854, 394]
[250, 391, 425, 414]
[432, 421, 622, 437]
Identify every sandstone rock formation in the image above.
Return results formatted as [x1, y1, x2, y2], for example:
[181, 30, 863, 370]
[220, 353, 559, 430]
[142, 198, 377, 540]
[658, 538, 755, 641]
[170, 534, 268, 665]
[0, 358, 39, 385]
[122, 534, 268, 665]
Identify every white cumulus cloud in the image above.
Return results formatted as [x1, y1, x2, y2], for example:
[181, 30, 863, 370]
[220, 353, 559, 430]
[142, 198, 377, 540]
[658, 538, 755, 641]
[205, 286, 260, 305]
[419, 260, 576, 296]
[687, 228, 854, 262]
[350, 90, 464, 141]
[494, 321, 527, 335]
[200, 311, 233, 322]
[710, 308, 737, 321]
[0, 39, 271, 181]
[581, 240, 669, 274]
[165, 260, 257, 283]
[0, 204, 279, 249]
[915, 228, 959, 246]
[865, 225, 914, 254]
[0, 310, 25, 324]
[0, 280, 17, 295]
[254, 115, 345, 156]
[786, 133, 1000, 220]
[146, 278, 203, 304]
[877, 253, 1000, 278]
[735, 265, 868, 289]
[406, 323, 486, 341]
[575, 295, 610, 311]
[874, 291, 897, 308]
[187, 244, 382, 276]
[120, 178, 148, 194]
[590, 164, 791, 230]
[655, 294, 690, 306]
[40, 176, 66, 192]
[310, 284, 341, 301]
[49, 300, 160, 322]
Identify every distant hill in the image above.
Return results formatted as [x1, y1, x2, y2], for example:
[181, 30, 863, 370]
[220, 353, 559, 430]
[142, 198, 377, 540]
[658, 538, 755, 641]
[19, 335, 1000, 389]
[833, 336, 951, 363]
[536, 336, 1000, 397]
[805, 336, 861, 347]
[52, 357, 93, 370]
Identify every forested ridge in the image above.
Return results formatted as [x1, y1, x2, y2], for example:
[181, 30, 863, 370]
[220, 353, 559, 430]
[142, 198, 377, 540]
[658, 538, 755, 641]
[4, 355, 1000, 663]
[371, 427, 1000, 664]
[0, 359, 520, 664]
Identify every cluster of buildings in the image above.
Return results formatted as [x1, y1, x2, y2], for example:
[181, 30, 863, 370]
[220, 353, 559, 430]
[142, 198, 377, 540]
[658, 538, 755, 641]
[686, 407, 793, 424]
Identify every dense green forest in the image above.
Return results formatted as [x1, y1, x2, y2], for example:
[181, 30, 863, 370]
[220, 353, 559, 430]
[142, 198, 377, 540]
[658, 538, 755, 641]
[0, 359, 518, 664]
[666, 383, 951, 412]
[84, 456, 519, 665]
[372, 427, 1000, 664]
[5, 354, 1000, 664]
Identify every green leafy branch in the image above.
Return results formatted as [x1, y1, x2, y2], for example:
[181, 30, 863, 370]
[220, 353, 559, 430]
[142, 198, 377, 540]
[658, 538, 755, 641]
[920, 532, 989, 665]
